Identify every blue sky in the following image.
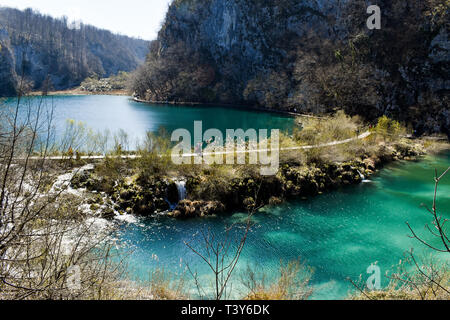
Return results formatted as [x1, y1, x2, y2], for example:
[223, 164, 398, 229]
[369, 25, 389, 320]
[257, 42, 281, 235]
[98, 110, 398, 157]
[0, 0, 173, 40]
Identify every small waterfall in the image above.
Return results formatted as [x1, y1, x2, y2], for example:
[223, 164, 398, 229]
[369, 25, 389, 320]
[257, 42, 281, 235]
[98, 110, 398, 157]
[165, 179, 187, 211]
[175, 180, 187, 202]
[357, 170, 371, 183]
[357, 170, 365, 180]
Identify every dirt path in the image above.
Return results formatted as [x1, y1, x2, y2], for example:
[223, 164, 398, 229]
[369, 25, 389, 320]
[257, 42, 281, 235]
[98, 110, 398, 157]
[27, 132, 371, 160]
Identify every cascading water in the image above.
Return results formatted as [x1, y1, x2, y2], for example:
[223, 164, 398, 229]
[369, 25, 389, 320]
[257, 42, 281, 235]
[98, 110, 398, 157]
[357, 170, 371, 183]
[176, 180, 187, 202]
[165, 180, 187, 210]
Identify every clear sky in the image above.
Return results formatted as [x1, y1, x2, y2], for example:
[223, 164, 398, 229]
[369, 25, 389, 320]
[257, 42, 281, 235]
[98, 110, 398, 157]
[0, 0, 173, 40]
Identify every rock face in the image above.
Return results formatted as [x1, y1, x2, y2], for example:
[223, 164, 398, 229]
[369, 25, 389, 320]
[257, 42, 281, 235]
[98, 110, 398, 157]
[0, 30, 17, 96]
[155, 0, 339, 100]
[171, 200, 226, 219]
[135, 0, 449, 136]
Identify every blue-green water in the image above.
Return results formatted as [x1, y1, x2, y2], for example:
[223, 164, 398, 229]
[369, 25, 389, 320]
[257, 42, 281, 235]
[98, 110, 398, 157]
[1, 95, 293, 145]
[4, 95, 448, 299]
[117, 151, 450, 300]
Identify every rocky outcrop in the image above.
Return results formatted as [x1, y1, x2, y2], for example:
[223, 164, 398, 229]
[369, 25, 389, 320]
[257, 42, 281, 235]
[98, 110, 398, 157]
[181, 142, 426, 217]
[112, 181, 170, 216]
[135, 0, 449, 136]
[171, 200, 225, 218]
[71, 170, 170, 216]
[141, 0, 339, 102]
[0, 30, 17, 96]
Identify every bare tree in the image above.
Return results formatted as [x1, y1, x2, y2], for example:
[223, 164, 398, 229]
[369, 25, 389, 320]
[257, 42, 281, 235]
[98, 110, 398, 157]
[0, 74, 125, 300]
[184, 186, 262, 300]
[350, 167, 450, 300]
[407, 167, 450, 254]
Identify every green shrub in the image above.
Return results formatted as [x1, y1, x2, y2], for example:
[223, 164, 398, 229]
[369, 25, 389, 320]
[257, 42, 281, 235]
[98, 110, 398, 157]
[375, 116, 406, 142]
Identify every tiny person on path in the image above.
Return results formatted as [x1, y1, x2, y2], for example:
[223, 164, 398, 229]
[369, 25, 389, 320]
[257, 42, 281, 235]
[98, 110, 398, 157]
[195, 142, 203, 157]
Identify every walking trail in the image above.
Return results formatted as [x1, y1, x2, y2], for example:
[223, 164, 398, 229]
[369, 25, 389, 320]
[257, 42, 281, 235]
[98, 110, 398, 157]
[27, 131, 371, 160]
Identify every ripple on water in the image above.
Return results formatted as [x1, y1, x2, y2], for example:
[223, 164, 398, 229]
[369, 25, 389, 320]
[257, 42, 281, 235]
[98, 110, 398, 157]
[116, 150, 450, 299]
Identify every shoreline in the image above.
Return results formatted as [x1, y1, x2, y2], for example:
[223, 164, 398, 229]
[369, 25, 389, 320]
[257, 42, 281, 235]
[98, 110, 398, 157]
[27, 90, 316, 119]
[132, 97, 322, 119]
[29, 88, 130, 97]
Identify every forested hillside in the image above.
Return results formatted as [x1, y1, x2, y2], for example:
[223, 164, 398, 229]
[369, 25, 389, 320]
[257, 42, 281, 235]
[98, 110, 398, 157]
[0, 7, 149, 95]
[132, 0, 449, 136]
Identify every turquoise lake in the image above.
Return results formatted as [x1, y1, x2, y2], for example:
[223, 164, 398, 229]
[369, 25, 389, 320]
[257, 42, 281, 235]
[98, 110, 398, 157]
[2, 95, 294, 146]
[117, 151, 450, 300]
[3, 95, 448, 299]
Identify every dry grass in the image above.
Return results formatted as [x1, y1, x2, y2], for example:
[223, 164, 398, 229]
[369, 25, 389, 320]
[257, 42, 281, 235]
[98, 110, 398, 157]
[242, 260, 314, 300]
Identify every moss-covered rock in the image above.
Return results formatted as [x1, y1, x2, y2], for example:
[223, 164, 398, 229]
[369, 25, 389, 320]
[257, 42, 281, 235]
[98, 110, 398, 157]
[112, 178, 171, 216]
[171, 200, 225, 219]
[69, 134, 432, 220]
[87, 194, 104, 205]
[100, 207, 116, 219]
[268, 197, 283, 206]
[71, 170, 109, 193]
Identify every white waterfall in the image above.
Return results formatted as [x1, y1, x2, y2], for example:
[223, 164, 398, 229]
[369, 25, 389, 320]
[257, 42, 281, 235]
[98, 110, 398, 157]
[176, 180, 187, 202]
[357, 170, 371, 183]
[357, 170, 365, 180]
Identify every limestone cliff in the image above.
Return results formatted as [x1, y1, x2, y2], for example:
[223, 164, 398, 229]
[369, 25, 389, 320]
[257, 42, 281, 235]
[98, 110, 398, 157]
[134, 0, 449, 136]
[0, 29, 17, 96]
[151, 0, 341, 100]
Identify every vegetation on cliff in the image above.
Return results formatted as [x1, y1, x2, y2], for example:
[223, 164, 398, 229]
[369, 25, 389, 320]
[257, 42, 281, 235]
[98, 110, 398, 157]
[132, 0, 449, 136]
[0, 7, 149, 96]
